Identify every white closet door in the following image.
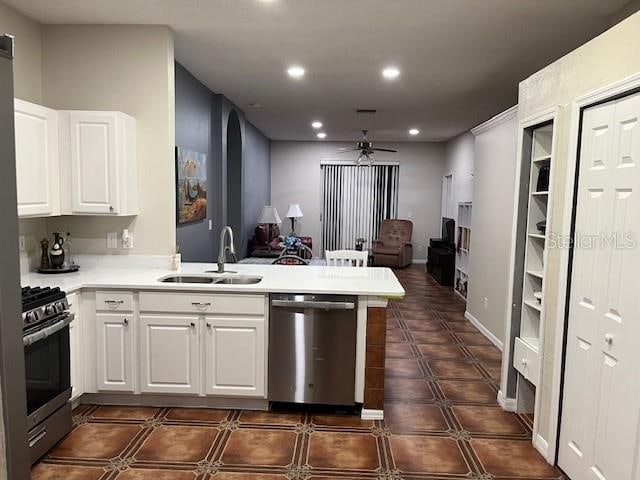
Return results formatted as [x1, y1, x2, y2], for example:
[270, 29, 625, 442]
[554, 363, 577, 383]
[559, 92, 640, 480]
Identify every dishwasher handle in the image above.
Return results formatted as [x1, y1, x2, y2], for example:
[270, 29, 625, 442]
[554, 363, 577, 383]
[271, 299, 355, 310]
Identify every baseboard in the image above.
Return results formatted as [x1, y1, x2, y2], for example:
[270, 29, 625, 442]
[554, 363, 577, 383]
[361, 408, 384, 420]
[411, 259, 427, 264]
[497, 390, 517, 412]
[533, 433, 553, 464]
[464, 310, 504, 351]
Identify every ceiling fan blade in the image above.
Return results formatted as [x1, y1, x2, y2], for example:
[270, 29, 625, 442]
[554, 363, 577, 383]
[336, 148, 361, 154]
[372, 148, 398, 153]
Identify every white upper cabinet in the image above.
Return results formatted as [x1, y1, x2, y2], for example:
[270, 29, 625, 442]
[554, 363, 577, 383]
[14, 99, 60, 217]
[59, 111, 138, 215]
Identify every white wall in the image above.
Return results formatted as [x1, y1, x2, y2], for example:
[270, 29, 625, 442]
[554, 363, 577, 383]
[271, 141, 446, 260]
[466, 108, 518, 346]
[40, 25, 176, 257]
[443, 132, 475, 220]
[518, 10, 640, 446]
[0, 3, 50, 272]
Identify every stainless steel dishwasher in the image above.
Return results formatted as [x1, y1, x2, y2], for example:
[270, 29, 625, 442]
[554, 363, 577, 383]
[269, 293, 357, 406]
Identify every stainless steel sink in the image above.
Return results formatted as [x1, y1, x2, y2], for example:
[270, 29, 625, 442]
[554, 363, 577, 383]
[159, 275, 262, 285]
[213, 276, 262, 285]
[161, 275, 215, 283]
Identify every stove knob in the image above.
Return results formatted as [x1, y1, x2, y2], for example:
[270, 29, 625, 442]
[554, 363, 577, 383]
[55, 301, 65, 312]
[45, 305, 55, 315]
[25, 311, 38, 323]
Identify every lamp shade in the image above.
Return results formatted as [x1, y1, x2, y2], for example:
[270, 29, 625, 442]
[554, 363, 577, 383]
[257, 205, 282, 224]
[286, 203, 304, 218]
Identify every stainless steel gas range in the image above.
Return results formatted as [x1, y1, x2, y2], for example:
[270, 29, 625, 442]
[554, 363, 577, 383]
[22, 286, 74, 463]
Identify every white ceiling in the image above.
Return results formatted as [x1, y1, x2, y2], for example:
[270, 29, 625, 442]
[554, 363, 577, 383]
[6, 0, 633, 141]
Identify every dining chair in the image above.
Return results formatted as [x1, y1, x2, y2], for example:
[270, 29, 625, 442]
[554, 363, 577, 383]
[325, 249, 368, 267]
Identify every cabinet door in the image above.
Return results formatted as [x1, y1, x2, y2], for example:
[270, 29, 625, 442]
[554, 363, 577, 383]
[14, 99, 60, 217]
[96, 313, 133, 391]
[139, 315, 200, 394]
[66, 112, 119, 214]
[205, 317, 265, 397]
[68, 294, 84, 400]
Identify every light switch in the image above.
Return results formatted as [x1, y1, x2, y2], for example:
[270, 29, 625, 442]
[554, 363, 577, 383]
[209, 219, 213, 231]
[18, 235, 26, 252]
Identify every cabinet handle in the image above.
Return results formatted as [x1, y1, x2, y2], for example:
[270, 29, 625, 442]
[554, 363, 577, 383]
[206, 322, 212, 328]
[191, 302, 211, 308]
[190, 322, 196, 328]
[105, 300, 124, 305]
[521, 358, 527, 366]
[109, 205, 114, 212]
[123, 318, 129, 325]
[604, 334, 613, 345]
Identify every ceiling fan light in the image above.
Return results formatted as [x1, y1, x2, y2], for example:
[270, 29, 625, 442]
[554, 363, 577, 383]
[317, 132, 327, 139]
[311, 121, 323, 129]
[409, 128, 420, 135]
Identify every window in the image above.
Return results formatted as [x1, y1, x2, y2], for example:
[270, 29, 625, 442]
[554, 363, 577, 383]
[321, 163, 399, 252]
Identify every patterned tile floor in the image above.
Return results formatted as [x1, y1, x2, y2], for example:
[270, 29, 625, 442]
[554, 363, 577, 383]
[32, 265, 564, 479]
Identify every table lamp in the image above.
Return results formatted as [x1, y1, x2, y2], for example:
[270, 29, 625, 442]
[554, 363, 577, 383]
[286, 203, 303, 235]
[258, 205, 282, 242]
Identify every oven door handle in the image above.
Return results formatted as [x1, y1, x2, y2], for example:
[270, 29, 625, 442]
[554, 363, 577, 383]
[23, 313, 74, 346]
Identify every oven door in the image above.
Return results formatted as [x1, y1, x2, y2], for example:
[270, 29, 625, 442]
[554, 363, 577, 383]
[23, 313, 73, 429]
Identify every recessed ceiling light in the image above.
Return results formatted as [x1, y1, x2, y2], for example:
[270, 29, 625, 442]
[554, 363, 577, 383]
[317, 132, 327, 139]
[287, 65, 305, 78]
[382, 67, 400, 80]
[311, 121, 323, 129]
[409, 128, 420, 136]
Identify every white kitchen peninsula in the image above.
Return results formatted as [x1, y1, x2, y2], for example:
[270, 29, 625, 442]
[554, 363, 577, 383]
[22, 262, 404, 420]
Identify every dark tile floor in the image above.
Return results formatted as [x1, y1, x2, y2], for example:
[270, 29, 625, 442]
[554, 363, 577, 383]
[32, 265, 564, 479]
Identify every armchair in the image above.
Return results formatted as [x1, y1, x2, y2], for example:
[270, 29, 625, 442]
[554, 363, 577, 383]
[372, 219, 413, 268]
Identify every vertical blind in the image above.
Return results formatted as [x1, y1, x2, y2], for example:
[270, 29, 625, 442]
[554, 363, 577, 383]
[321, 163, 399, 253]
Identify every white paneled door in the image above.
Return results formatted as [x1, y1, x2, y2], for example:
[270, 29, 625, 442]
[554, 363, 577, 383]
[139, 315, 200, 394]
[559, 92, 640, 480]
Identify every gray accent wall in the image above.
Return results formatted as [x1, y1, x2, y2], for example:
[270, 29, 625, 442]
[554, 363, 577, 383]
[175, 62, 217, 262]
[175, 62, 271, 261]
[243, 121, 271, 257]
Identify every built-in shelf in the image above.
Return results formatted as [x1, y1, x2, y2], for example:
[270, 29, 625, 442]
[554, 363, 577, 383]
[455, 202, 472, 300]
[524, 299, 542, 313]
[520, 336, 540, 353]
[533, 154, 552, 164]
[526, 270, 544, 279]
[506, 120, 555, 412]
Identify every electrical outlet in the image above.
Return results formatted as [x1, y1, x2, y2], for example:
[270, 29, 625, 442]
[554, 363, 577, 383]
[122, 229, 134, 249]
[483, 297, 489, 310]
[18, 235, 26, 252]
[107, 232, 118, 249]
[407, 211, 413, 219]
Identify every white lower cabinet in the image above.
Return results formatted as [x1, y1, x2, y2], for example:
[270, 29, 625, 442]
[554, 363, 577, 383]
[96, 312, 134, 392]
[139, 315, 200, 394]
[205, 317, 265, 397]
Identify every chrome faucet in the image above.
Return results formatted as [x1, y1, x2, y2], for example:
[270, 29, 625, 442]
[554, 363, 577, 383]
[217, 226, 237, 273]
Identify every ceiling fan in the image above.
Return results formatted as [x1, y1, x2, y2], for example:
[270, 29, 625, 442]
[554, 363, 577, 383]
[337, 130, 397, 166]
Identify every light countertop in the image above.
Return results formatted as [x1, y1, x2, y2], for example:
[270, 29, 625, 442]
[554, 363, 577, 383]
[21, 262, 405, 298]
